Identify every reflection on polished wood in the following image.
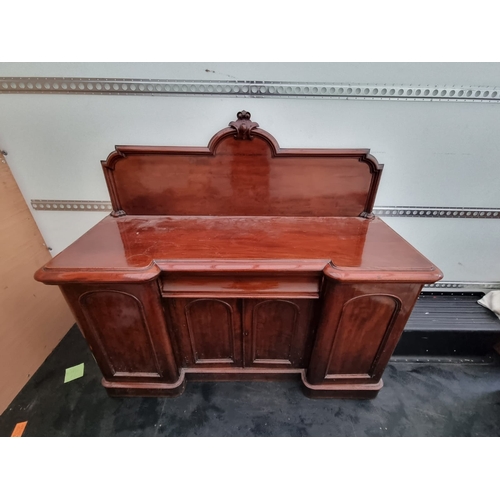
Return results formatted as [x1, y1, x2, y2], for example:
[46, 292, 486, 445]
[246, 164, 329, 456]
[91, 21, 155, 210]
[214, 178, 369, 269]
[35, 111, 442, 399]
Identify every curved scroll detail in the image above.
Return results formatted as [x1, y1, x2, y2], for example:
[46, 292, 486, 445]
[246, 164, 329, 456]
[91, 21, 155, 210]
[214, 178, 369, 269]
[228, 110, 260, 140]
[358, 153, 384, 217]
[101, 149, 127, 170]
[101, 150, 128, 216]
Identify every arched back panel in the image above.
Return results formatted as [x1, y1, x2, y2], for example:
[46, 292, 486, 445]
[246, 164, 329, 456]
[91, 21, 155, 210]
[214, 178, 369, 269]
[102, 111, 383, 217]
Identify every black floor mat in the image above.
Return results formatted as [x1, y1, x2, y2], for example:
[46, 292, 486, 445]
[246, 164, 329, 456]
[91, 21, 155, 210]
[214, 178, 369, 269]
[1, 324, 500, 436]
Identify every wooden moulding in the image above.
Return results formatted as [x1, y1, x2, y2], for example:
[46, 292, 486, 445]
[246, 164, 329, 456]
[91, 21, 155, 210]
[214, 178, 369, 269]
[102, 369, 383, 400]
[301, 374, 383, 400]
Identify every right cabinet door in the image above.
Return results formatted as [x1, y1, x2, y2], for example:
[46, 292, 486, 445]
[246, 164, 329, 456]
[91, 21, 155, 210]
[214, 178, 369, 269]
[306, 282, 422, 386]
[243, 299, 317, 368]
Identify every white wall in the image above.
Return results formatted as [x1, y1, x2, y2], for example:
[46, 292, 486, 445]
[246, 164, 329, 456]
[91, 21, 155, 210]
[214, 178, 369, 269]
[0, 63, 499, 282]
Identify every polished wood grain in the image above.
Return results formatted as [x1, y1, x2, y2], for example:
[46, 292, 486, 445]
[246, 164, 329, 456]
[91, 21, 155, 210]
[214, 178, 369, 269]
[306, 280, 423, 394]
[80, 290, 162, 377]
[60, 281, 179, 385]
[35, 111, 443, 399]
[166, 298, 243, 367]
[35, 216, 441, 284]
[244, 299, 317, 368]
[102, 111, 382, 218]
[325, 294, 400, 379]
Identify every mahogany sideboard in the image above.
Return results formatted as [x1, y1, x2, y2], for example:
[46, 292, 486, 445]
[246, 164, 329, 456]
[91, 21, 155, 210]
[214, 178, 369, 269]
[35, 111, 442, 399]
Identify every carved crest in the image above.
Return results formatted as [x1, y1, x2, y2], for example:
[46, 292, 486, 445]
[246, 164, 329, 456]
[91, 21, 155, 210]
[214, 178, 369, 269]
[229, 110, 259, 140]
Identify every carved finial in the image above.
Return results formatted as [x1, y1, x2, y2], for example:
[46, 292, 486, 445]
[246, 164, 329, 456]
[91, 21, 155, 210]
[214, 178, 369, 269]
[229, 110, 259, 140]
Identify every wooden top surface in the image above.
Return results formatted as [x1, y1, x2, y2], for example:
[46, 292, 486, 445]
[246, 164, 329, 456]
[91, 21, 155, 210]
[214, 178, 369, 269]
[35, 215, 442, 284]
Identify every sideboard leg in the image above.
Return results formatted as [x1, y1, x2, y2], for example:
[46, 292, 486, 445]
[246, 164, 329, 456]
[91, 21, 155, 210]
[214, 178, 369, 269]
[300, 372, 383, 399]
[102, 371, 187, 397]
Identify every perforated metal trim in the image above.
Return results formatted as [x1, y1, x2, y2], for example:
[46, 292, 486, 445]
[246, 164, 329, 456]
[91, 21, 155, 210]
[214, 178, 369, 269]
[374, 207, 500, 219]
[31, 199, 112, 212]
[30, 200, 500, 219]
[2, 77, 500, 103]
[423, 282, 500, 290]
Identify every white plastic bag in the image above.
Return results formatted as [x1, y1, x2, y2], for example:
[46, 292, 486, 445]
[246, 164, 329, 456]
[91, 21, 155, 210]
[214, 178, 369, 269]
[477, 290, 500, 320]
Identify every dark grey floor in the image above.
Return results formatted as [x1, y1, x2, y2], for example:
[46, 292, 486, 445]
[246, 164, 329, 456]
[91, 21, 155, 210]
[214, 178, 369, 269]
[1, 324, 500, 436]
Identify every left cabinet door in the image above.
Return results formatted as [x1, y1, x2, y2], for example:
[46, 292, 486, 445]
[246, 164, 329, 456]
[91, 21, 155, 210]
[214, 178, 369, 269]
[165, 298, 243, 367]
[61, 282, 179, 384]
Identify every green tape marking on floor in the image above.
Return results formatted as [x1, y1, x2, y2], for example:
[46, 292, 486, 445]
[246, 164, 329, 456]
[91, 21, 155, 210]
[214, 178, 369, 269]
[64, 363, 84, 383]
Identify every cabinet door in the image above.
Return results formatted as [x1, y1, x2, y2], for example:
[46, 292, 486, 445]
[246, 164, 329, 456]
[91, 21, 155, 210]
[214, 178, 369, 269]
[306, 281, 422, 386]
[243, 299, 316, 368]
[165, 298, 243, 367]
[61, 281, 179, 384]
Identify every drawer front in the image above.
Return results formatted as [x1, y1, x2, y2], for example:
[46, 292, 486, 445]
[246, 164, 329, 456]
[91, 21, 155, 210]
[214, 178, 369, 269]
[160, 272, 321, 298]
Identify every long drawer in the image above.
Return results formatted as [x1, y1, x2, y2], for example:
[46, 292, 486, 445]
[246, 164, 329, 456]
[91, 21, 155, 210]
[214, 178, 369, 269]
[160, 272, 322, 298]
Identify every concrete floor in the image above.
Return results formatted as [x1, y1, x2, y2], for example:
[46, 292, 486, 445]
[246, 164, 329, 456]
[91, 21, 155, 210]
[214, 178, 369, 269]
[1, 324, 499, 436]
